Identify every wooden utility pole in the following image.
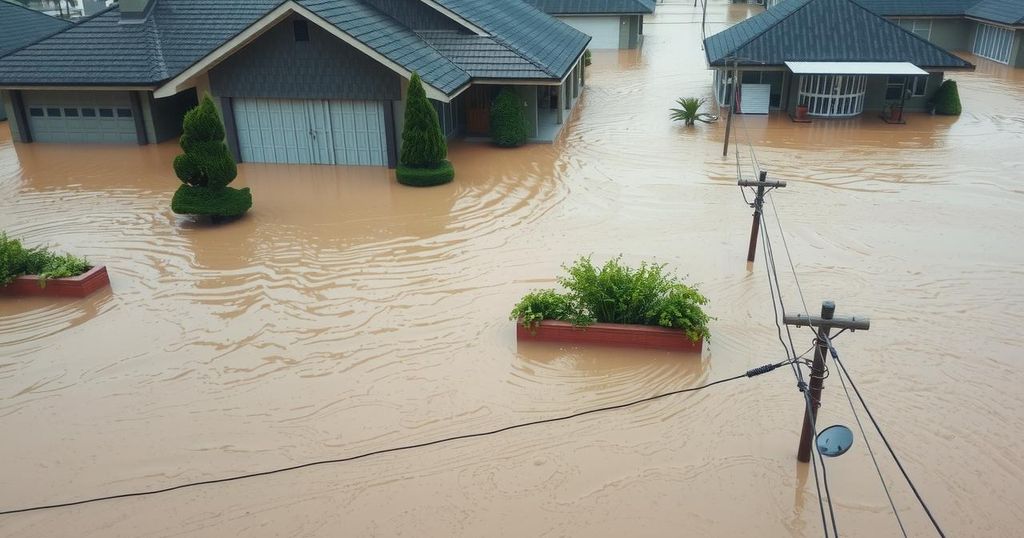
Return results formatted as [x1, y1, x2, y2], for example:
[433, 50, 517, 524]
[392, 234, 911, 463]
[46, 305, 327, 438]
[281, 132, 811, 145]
[722, 59, 739, 156]
[738, 171, 786, 262]
[784, 301, 870, 463]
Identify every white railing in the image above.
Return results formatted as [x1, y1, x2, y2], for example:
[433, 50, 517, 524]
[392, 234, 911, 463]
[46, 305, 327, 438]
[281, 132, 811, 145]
[798, 75, 867, 117]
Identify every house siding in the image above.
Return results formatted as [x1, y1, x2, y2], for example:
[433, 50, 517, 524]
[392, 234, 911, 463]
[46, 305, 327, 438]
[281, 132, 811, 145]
[209, 15, 401, 101]
[784, 72, 945, 115]
[143, 88, 198, 143]
[2, 91, 17, 138]
[1012, 30, 1024, 67]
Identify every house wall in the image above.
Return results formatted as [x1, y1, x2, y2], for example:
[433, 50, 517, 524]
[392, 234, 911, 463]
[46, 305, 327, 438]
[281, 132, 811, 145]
[1012, 30, 1024, 67]
[142, 89, 198, 143]
[2, 91, 15, 136]
[514, 85, 539, 139]
[209, 15, 401, 101]
[784, 72, 944, 115]
[929, 19, 975, 51]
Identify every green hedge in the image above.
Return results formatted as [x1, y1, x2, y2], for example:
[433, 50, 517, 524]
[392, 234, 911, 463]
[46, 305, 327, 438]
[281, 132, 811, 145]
[171, 185, 253, 217]
[490, 87, 530, 148]
[396, 161, 455, 187]
[400, 73, 448, 168]
[932, 79, 962, 115]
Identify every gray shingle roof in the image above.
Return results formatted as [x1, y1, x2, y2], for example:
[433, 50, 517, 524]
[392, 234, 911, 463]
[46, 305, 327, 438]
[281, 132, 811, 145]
[0, 0, 73, 58]
[705, 0, 974, 69]
[521, 0, 656, 15]
[435, 0, 590, 79]
[856, 0, 1024, 25]
[419, 31, 550, 79]
[0, 0, 588, 94]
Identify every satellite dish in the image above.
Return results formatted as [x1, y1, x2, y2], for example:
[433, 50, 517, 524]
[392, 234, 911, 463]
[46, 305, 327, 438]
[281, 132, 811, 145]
[817, 425, 854, 457]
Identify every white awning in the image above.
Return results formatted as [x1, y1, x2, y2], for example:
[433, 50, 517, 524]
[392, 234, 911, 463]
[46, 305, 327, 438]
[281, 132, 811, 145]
[784, 62, 928, 76]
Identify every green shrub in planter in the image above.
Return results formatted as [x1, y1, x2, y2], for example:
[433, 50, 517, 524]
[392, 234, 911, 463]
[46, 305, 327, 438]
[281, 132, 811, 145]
[510, 256, 712, 342]
[396, 160, 455, 187]
[932, 79, 962, 115]
[172, 95, 252, 217]
[490, 87, 530, 148]
[0, 233, 89, 286]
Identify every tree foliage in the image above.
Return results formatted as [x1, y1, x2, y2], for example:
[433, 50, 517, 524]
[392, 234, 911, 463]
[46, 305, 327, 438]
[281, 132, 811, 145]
[490, 87, 530, 148]
[670, 97, 717, 126]
[171, 95, 251, 217]
[399, 73, 447, 168]
[932, 79, 962, 116]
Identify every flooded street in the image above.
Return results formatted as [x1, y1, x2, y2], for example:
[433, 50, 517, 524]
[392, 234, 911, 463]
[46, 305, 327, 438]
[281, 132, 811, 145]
[2, 1, 1024, 536]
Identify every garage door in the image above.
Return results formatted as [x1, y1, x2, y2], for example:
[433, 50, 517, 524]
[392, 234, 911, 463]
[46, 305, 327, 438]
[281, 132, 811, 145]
[23, 91, 138, 144]
[233, 98, 388, 166]
[558, 16, 622, 49]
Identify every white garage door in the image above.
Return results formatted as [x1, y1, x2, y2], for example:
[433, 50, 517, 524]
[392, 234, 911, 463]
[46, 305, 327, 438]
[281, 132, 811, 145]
[740, 84, 771, 114]
[23, 91, 138, 144]
[233, 98, 388, 166]
[558, 16, 622, 49]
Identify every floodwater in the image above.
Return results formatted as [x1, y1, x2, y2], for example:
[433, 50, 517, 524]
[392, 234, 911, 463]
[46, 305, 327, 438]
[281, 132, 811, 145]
[1, 1, 1023, 536]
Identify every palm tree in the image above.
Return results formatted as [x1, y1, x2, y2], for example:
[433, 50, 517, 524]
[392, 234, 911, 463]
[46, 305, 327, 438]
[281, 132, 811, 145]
[670, 97, 717, 126]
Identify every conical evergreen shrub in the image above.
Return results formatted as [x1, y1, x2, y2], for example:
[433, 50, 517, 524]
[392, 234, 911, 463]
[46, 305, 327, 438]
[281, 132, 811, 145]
[397, 73, 454, 187]
[490, 87, 529, 148]
[400, 73, 447, 168]
[171, 95, 252, 217]
[932, 79, 962, 116]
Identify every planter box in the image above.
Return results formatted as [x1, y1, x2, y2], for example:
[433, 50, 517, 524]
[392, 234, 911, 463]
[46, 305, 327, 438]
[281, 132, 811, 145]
[1, 266, 110, 298]
[517, 320, 703, 353]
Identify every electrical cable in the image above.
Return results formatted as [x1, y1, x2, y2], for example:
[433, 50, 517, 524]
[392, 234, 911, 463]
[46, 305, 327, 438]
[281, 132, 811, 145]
[0, 360, 793, 517]
[825, 337, 947, 538]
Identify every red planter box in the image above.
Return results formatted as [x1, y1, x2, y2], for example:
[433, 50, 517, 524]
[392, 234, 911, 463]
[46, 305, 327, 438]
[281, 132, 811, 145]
[1, 266, 110, 298]
[516, 320, 703, 353]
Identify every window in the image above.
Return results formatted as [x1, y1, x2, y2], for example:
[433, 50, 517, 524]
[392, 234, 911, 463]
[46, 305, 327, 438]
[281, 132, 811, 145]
[46, 108, 61, 117]
[29, 107, 44, 117]
[82, 108, 97, 117]
[798, 75, 867, 117]
[293, 20, 309, 42]
[897, 19, 933, 40]
[116, 108, 132, 118]
[64, 108, 80, 117]
[98, 108, 114, 117]
[885, 75, 927, 100]
[973, 23, 1013, 64]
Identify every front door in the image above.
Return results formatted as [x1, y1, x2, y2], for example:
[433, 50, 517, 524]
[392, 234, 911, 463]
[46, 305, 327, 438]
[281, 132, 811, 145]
[463, 86, 493, 136]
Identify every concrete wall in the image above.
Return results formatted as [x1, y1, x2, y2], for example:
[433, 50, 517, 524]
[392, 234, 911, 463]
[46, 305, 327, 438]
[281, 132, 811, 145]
[209, 15, 401, 101]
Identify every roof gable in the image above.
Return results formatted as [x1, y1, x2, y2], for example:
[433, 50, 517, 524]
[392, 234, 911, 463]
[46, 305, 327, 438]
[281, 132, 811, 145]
[521, 0, 657, 15]
[705, 0, 974, 69]
[0, 1, 73, 57]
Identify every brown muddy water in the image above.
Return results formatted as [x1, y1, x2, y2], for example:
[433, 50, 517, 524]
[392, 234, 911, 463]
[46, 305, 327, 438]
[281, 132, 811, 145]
[2, 2, 1023, 537]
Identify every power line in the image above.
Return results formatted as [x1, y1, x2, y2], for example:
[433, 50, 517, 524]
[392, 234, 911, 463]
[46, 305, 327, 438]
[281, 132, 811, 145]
[0, 360, 794, 517]
[825, 337, 947, 537]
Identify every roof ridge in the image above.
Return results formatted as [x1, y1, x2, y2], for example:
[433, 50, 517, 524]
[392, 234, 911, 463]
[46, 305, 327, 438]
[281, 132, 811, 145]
[843, 0, 973, 68]
[147, 14, 171, 83]
[723, 0, 816, 60]
[442, 2, 561, 78]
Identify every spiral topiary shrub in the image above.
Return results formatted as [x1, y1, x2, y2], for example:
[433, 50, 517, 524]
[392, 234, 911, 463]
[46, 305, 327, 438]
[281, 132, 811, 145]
[171, 95, 252, 217]
[396, 73, 454, 187]
[490, 87, 530, 148]
[931, 79, 962, 116]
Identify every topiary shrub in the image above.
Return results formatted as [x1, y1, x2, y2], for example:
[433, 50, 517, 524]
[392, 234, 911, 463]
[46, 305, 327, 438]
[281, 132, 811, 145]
[397, 73, 454, 187]
[490, 87, 530, 148]
[395, 160, 455, 187]
[172, 95, 252, 217]
[931, 79, 962, 115]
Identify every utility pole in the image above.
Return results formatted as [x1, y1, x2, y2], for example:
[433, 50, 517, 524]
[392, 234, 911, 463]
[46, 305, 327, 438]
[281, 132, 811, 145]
[784, 301, 870, 463]
[738, 171, 786, 262]
[722, 59, 739, 156]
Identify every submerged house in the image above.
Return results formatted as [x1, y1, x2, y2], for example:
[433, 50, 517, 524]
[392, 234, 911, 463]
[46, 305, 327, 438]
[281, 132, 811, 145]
[855, 0, 1024, 67]
[521, 0, 656, 49]
[704, 0, 974, 118]
[0, 0, 589, 167]
[0, 1, 72, 121]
